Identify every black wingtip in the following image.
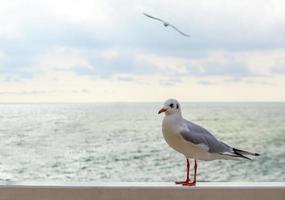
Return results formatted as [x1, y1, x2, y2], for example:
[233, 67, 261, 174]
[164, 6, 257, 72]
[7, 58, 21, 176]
[233, 148, 260, 157]
[233, 148, 252, 160]
[238, 153, 252, 160]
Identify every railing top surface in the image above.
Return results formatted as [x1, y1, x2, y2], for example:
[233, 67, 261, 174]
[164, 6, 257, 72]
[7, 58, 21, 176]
[0, 182, 284, 188]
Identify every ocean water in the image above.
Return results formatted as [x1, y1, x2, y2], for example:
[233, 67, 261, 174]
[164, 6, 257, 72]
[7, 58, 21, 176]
[0, 103, 284, 182]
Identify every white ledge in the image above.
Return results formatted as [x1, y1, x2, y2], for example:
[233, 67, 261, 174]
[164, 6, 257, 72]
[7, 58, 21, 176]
[1, 181, 285, 188]
[0, 182, 284, 200]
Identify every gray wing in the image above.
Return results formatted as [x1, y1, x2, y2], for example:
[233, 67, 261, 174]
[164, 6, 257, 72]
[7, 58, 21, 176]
[168, 24, 190, 37]
[143, 13, 165, 23]
[180, 120, 232, 153]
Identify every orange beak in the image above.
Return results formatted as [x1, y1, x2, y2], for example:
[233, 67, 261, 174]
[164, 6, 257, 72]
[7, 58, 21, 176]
[158, 108, 167, 114]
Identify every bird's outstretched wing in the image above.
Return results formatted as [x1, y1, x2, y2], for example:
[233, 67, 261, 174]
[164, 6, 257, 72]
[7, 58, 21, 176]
[143, 13, 190, 37]
[143, 13, 166, 23]
[168, 24, 190, 37]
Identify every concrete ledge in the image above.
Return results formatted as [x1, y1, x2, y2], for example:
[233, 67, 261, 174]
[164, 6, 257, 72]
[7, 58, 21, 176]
[0, 182, 284, 200]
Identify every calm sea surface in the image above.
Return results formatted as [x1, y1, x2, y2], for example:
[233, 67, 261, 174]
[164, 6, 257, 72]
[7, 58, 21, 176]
[0, 103, 284, 182]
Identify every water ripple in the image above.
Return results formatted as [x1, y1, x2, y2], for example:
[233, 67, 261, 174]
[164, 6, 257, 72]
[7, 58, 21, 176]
[0, 103, 284, 182]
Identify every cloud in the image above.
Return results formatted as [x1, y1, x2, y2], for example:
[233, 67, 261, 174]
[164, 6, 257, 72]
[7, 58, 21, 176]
[245, 80, 274, 85]
[1, 0, 285, 55]
[2, 39, 285, 81]
[131, 50, 285, 80]
[197, 80, 218, 85]
[223, 77, 242, 83]
[160, 77, 182, 86]
[0, 90, 55, 95]
[117, 76, 136, 82]
[135, 53, 188, 75]
[33, 46, 91, 72]
[0, 0, 285, 102]
[186, 52, 253, 78]
[271, 66, 285, 74]
[71, 89, 90, 94]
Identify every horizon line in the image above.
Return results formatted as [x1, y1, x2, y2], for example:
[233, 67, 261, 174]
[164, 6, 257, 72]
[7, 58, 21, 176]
[0, 101, 284, 104]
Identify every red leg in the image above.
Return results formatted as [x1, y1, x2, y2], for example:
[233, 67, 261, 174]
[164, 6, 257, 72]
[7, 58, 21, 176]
[175, 158, 190, 184]
[182, 160, 197, 186]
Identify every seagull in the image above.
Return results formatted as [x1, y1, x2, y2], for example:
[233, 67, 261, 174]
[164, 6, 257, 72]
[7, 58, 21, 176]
[158, 98, 260, 186]
[143, 13, 190, 37]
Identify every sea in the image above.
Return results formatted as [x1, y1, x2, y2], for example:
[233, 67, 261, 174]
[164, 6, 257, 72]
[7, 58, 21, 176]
[0, 102, 284, 182]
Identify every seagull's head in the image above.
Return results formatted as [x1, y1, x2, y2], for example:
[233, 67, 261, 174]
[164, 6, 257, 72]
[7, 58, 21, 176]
[158, 98, 181, 115]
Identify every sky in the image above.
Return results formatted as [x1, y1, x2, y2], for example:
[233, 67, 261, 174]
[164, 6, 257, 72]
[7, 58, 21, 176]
[0, 0, 285, 102]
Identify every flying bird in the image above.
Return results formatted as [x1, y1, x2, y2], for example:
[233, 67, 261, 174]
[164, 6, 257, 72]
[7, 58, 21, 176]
[143, 13, 190, 37]
[158, 99, 260, 186]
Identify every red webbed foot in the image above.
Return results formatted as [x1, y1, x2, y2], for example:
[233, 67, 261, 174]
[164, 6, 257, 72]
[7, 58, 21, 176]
[182, 181, 196, 186]
[175, 180, 190, 184]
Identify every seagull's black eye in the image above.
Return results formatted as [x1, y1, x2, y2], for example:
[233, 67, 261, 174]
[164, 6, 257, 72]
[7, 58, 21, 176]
[176, 104, 179, 109]
[169, 103, 174, 108]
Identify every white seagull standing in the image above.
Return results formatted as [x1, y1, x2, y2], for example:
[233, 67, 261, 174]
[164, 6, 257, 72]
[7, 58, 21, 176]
[158, 98, 260, 186]
[143, 13, 190, 37]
